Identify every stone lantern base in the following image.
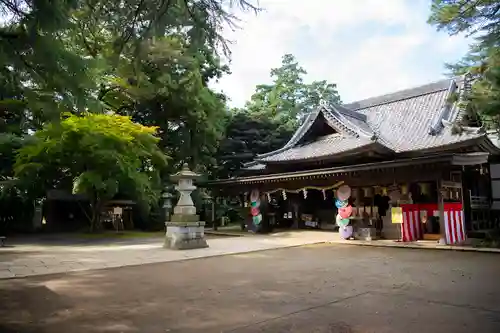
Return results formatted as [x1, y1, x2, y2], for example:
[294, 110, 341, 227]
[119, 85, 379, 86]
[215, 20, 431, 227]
[164, 214, 208, 250]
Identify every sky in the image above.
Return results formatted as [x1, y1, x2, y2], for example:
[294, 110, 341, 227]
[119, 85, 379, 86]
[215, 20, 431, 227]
[211, 0, 471, 107]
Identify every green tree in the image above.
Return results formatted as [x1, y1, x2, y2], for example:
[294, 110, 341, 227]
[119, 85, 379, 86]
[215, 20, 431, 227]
[428, 0, 500, 128]
[215, 54, 342, 179]
[14, 113, 168, 231]
[245, 54, 341, 129]
[60, 2, 245, 176]
[0, 0, 260, 126]
[93, 36, 229, 176]
[215, 111, 295, 178]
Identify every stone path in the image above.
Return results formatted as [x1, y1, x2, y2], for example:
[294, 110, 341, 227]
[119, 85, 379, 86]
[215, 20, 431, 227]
[0, 231, 340, 279]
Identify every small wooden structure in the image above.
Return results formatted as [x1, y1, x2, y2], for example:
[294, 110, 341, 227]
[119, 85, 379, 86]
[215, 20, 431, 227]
[206, 76, 499, 244]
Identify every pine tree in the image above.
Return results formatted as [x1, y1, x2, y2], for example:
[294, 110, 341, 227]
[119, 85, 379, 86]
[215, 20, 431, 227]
[428, 0, 500, 130]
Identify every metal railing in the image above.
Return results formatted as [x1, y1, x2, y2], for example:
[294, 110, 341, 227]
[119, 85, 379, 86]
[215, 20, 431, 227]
[469, 195, 498, 230]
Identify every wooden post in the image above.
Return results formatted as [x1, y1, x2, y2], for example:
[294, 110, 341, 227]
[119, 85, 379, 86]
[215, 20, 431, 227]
[437, 178, 446, 244]
[212, 197, 217, 231]
[241, 193, 247, 231]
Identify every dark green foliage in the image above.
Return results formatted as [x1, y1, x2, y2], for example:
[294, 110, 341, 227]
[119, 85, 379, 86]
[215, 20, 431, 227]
[0, 184, 34, 235]
[0, 0, 259, 126]
[215, 111, 295, 178]
[96, 36, 229, 177]
[0, 0, 258, 231]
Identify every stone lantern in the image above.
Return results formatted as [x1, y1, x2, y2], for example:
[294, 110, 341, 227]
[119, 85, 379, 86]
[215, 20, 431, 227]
[163, 163, 209, 250]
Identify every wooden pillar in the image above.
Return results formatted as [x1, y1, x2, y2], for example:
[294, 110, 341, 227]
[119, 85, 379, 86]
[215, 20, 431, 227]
[437, 178, 446, 244]
[212, 196, 217, 231]
[240, 192, 247, 231]
[354, 187, 360, 207]
[461, 166, 472, 231]
[291, 195, 299, 229]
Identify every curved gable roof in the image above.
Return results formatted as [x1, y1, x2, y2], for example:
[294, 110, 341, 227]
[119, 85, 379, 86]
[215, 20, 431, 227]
[247, 75, 491, 166]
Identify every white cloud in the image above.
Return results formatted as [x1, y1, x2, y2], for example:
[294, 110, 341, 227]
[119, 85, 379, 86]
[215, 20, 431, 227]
[212, 0, 471, 106]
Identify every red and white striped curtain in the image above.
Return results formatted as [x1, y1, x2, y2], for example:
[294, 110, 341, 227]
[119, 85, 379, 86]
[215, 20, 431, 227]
[443, 203, 466, 244]
[401, 205, 423, 242]
[400, 203, 466, 244]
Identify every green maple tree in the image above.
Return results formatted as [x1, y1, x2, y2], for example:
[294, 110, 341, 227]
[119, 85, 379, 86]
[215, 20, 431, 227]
[15, 113, 168, 231]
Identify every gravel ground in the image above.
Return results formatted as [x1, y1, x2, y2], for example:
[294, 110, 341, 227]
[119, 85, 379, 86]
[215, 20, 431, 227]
[0, 243, 499, 333]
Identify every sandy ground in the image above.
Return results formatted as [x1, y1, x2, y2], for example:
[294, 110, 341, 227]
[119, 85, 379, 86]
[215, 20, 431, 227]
[0, 243, 499, 333]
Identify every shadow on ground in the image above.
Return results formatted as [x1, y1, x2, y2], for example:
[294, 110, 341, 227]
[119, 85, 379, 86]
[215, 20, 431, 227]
[1, 245, 500, 332]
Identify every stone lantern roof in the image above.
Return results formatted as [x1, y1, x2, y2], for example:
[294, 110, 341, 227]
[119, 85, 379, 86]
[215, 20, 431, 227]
[170, 163, 201, 182]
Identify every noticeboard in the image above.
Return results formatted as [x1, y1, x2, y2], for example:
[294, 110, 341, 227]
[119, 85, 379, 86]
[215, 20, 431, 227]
[391, 207, 403, 224]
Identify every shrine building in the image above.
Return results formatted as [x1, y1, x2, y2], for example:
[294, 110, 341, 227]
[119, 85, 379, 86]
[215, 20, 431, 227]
[206, 75, 500, 244]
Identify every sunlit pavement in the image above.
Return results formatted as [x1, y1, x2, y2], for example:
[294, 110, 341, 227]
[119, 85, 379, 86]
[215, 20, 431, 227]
[0, 231, 341, 278]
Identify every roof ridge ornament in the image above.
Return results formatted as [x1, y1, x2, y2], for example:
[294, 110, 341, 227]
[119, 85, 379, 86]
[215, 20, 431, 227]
[443, 119, 485, 135]
[328, 104, 376, 139]
[429, 79, 458, 136]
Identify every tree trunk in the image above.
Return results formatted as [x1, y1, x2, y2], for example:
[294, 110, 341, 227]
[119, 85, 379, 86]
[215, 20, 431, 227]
[89, 198, 102, 232]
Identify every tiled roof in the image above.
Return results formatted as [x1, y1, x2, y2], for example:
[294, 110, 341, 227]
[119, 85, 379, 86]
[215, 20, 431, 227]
[255, 76, 490, 163]
[244, 163, 266, 170]
[261, 134, 374, 162]
[355, 82, 481, 152]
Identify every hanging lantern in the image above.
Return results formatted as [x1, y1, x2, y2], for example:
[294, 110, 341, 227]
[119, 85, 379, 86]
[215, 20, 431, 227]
[266, 192, 271, 202]
[336, 185, 351, 200]
[339, 225, 353, 239]
[407, 192, 413, 204]
[389, 188, 401, 202]
[250, 190, 259, 204]
[443, 189, 450, 200]
[338, 205, 353, 219]
[351, 188, 358, 200]
[335, 199, 348, 208]
[336, 214, 350, 227]
[250, 207, 259, 216]
[381, 187, 388, 196]
[322, 189, 326, 200]
[282, 190, 287, 200]
[419, 183, 430, 195]
[303, 189, 308, 199]
[401, 184, 408, 195]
